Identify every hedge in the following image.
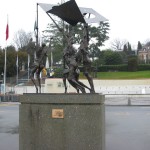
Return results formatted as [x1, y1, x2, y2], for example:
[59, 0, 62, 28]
[53, 64, 150, 77]
[97, 64, 128, 72]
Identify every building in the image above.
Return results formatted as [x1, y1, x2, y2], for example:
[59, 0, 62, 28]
[138, 42, 150, 64]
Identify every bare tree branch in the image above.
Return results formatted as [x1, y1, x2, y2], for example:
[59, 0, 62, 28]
[13, 29, 32, 49]
[110, 38, 127, 50]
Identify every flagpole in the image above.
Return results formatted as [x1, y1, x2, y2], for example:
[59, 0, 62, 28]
[28, 54, 30, 81]
[4, 43, 7, 96]
[4, 15, 9, 98]
[33, 3, 39, 79]
[34, 3, 39, 60]
[36, 3, 39, 56]
[16, 52, 18, 85]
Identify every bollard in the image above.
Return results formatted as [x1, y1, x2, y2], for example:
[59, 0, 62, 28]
[128, 97, 131, 106]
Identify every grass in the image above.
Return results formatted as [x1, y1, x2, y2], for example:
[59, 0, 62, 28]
[81, 71, 150, 79]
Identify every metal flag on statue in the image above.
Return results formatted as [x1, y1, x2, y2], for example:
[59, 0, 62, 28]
[46, 0, 86, 26]
[39, 0, 108, 26]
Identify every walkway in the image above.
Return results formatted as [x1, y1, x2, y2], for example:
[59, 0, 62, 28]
[0, 103, 150, 150]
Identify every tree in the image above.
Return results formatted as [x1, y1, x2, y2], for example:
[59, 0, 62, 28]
[127, 42, 132, 52]
[103, 50, 123, 65]
[123, 44, 128, 54]
[0, 47, 14, 78]
[18, 51, 28, 70]
[137, 41, 142, 51]
[13, 30, 37, 72]
[0, 49, 4, 77]
[13, 29, 33, 49]
[110, 39, 127, 50]
[89, 21, 109, 60]
[0, 45, 28, 78]
[42, 21, 64, 64]
[123, 42, 132, 55]
[128, 56, 138, 71]
[4, 45, 17, 77]
[42, 21, 110, 64]
[73, 22, 109, 60]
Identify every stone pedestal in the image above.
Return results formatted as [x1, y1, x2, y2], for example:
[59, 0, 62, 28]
[19, 93, 105, 150]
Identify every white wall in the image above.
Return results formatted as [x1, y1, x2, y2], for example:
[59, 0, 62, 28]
[7, 79, 150, 94]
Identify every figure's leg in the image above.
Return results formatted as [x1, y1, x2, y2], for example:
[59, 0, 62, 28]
[37, 66, 44, 93]
[75, 72, 80, 93]
[63, 73, 68, 93]
[77, 80, 91, 91]
[74, 68, 91, 92]
[30, 66, 38, 93]
[68, 80, 79, 93]
[84, 72, 95, 93]
[68, 78, 86, 93]
[83, 66, 95, 93]
[63, 72, 80, 93]
[68, 66, 86, 93]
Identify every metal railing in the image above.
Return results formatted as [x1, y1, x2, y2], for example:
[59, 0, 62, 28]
[105, 94, 150, 106]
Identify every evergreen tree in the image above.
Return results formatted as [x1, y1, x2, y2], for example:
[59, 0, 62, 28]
[123, 42, 132, 55]
[123, 44, 128, 55]
[127, 42, 132, 51]
[137, 41, 142, 51]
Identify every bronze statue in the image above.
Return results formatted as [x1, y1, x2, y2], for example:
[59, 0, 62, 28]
[30, 43, 47, 93]
[63, 68, 91, 93]
[62, 25, 91, 93]
[76, 23, 95, 93]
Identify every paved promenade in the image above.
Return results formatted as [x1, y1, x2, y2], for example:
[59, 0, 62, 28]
[0, 103, 150, 150]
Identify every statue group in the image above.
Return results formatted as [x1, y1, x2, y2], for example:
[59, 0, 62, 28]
[29, 0, 99, 94]
[29, 23, 95, 94]
[62, 23, 95, 94]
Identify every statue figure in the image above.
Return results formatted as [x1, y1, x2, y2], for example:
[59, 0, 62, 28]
[76, 23, 95, 93]
[30, 43, 48, 93]
[62, 25, 91, 93]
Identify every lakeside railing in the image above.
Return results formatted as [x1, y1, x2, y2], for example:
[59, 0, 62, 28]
[105, 94, 150, 106]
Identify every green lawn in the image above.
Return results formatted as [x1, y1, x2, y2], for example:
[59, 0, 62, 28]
[95, 71, 150, 79]
[80, 71, 150, 79]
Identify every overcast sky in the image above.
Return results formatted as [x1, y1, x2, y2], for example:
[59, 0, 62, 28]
[0, 0, 150, 49]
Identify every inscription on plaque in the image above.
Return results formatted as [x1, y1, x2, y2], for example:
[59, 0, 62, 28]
[52, 109, 64, 118]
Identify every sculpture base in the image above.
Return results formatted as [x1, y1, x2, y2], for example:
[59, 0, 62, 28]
[19, 93, 105, 150]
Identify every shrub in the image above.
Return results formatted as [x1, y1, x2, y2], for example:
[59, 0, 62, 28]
[128, 56, 138, 71]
